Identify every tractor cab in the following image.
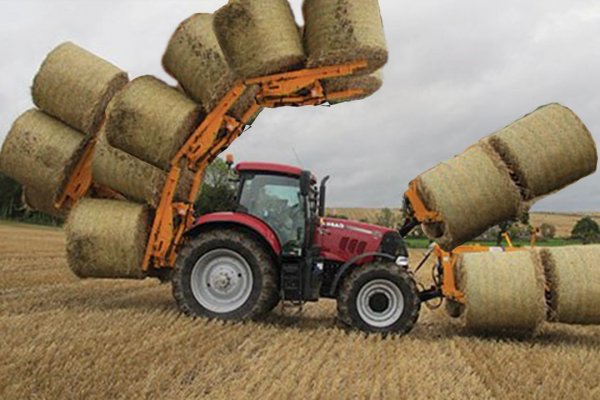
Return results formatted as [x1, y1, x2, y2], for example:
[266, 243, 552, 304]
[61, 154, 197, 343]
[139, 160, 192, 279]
[234, 162, 318, 258]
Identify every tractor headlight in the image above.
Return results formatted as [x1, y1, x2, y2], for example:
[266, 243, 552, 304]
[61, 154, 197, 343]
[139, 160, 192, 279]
[395, 256, 409, 267]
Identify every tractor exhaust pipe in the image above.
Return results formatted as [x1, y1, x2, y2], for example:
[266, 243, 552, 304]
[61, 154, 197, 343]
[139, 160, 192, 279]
[318, 176, 330, 217]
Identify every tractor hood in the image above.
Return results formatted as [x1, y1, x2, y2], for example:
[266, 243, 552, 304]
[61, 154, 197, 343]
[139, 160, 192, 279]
[320, 217, 395, 239]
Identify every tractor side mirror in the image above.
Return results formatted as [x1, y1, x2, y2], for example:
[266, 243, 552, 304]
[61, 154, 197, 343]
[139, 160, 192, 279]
[300, 171, 311, 197]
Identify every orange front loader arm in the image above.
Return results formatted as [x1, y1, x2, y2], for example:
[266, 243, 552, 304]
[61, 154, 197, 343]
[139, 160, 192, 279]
[54, 61, 370, 273]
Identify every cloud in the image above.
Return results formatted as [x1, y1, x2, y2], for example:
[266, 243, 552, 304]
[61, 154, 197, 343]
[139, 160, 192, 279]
[1, 0, 599, 211]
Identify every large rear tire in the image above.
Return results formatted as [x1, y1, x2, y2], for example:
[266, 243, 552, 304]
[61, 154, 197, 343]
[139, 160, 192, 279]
[172, 229, 279, 320]
[337, 262, 420, 334]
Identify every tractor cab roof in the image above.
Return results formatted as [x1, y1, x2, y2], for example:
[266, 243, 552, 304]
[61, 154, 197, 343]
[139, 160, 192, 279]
[236, 162, 317, 182]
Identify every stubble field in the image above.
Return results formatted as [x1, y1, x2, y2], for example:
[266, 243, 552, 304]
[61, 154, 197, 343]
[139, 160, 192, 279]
[1, 222, 599, 399]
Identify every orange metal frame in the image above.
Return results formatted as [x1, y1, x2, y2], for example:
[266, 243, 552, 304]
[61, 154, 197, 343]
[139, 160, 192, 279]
[54, 137, 98, 210]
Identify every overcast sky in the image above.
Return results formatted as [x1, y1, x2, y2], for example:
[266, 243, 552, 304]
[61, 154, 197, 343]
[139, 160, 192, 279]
[1, 0, 599, 211]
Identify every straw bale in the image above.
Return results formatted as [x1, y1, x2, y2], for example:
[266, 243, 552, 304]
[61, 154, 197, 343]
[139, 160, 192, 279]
[303, 0, 388, 74]
[104, 76, 203, 170]
[540, 245, 600, 324]
[214, 0, 305, 78]
[93, 132, 199, 207]
[483, 104, 597, 200]
[22, 187, 66, 219]
[65, 199, 149, 279]
[163, 13, 238, 112]
[415, 144, 521, 251]
[32, 42, 128, 135]
[0, 109, 87, 202]
[457, 250, 546, 333]
[323, 70, 382, 104]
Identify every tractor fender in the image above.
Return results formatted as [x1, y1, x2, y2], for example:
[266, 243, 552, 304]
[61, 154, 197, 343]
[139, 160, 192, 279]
[328, 252, 396, 297]
[186, 212, 282, 257]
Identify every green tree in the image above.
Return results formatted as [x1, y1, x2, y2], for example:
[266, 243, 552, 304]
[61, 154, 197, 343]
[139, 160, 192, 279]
[0, 173, 23, 219]
[0, 172, 61, 225]
[571, 216, 600, 244]
[375, 208, 396, 228]
[194, 158, 237, 216]
[540, 223, 556, 240]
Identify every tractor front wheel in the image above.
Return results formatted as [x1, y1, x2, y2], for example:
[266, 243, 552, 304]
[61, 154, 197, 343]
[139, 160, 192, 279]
[172, 228, 279, 321]
[337, 262, 420, 334]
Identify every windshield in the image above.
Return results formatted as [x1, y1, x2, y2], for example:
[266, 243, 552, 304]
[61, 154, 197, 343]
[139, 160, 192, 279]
[239, 174, 306, 255]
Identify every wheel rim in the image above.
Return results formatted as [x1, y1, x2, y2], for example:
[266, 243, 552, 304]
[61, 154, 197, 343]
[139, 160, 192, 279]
[190, 249, 253, 314]
[356, 279, 405, 328]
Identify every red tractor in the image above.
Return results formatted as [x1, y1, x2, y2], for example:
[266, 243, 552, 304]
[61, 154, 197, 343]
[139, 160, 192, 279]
[172, 161, 423, 334]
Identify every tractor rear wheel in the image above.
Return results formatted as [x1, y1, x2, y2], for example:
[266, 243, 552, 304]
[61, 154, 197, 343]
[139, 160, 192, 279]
[172, 228, 279, 321]
[337, 262, 420, 334]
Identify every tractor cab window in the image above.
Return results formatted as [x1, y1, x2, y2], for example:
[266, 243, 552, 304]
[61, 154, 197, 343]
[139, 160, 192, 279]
[239, 174, 306, 256]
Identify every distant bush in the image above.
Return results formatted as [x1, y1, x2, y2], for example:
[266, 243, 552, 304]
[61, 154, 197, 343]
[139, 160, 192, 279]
[571, 217, 600, 244]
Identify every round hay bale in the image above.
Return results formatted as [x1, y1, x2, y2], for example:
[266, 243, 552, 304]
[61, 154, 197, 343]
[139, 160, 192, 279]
[483, 104, 597, 200]
[163, 13, 238, 112]
[415, 144, 522, 251]
[303, 0, 388, 74]
[32, 42, 129, 135]
[0, 109, 88, 203]
[214, 0, 305, 78]
[104, 75, 203, 170]
[539, 245, 600, 324]
[323, 70, 382, 104]
[93, 132, 200, 207]
[22, 186, 67, 219]
[457, 250, 546, 334]
[65, 198, 149, 279]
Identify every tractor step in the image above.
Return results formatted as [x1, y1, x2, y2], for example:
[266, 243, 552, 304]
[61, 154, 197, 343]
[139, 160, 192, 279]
[281, 262, 303, 301]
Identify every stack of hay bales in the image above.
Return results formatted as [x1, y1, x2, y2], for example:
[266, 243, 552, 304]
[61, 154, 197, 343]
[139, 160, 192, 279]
[414, 104, 597, 251]
[22, 187, 68, 219]
[93, 131, 199, 207]
[214, 0, 305, 78]
[457, 250, 546, 334]
[0, 110, 89, 206]
[66, 198, 149, 279]
[103, 75, 203, 170]
[32, 42, 129, 135]
[539, 245, 600, 324]
[303, 0, 387, 101]
[414, 144, 522, 251]
[322, 71, 383, 103]
[303, 0, 387, 73]
[0, 42, 129, 219]
[482, 104, 597, 201]
[163, 13, 260, 120]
